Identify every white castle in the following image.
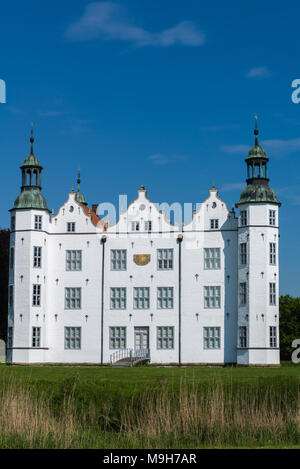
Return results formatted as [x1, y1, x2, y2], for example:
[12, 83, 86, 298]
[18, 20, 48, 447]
[7, 122, 281, 365]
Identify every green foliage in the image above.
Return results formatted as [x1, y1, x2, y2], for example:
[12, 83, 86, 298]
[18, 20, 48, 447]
[280, 295, 300, 361]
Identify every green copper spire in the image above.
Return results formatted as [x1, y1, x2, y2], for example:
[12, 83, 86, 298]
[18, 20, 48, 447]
[75, 166, 88, 206]
[236, 116, 281, 206]
[11, 126, 49, 211]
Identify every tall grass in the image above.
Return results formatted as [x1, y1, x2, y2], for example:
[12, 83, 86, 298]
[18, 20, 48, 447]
[0, 375, 298, 448]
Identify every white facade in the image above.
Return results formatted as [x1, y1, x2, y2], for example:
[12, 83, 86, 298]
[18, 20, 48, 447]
[7, 133, 281, 366]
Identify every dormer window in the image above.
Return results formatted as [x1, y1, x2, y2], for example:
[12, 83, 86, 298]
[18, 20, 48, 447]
[131, 221, 140, 231]
[210, 219, 219, 230]
[67, 222, 75, 232]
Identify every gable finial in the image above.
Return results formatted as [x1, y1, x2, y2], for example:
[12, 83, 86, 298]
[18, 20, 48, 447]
[254, 113, 259, 146]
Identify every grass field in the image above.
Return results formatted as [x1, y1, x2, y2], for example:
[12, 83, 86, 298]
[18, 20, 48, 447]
[0, 362, 299, 449]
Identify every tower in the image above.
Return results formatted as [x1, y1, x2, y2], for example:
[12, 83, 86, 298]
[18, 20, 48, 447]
[8, 126, 50, 363]
[236, 117, 281, 365]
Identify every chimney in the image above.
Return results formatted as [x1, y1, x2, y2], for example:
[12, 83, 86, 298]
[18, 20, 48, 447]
[92, 204, 98, 214]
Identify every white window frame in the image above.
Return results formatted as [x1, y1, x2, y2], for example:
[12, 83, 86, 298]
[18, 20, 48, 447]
[64, 327, 81, 350]
[65, 287, 81, 309]
[239, 326, 248, 348]
[210, 219, 219, 230]
[131, 221, 140, 231]
[157, 327, 174, 350]
[34, 215, 42, 230]
[66, 250, 82, 271]
[67, 222, 76, 232]
[157, 249, 173, 270]
[109, 327, 126, 349]
[204, 248, 221, 270]
[269, 243, 276, 265]
[32, 284, 41, 306]
[240, 243, 247, 265]
[204, 286, 221, 309]
[32, 327, 41, 348]
[269, 326, 277, 348]
[157, 287, 174, 309]
[33, 246, 42, 268]
[110, 287, 126, 309]
[269, 210, 276, 226]
[269, 283, 276, 305]
[240, 210, 247, 227]
[203, 327, 221, 349]
[133, 287, 150, 309]
[111, 249, 127, 271]
[144, 221, 152, 231]
[239, 282, 247, 305]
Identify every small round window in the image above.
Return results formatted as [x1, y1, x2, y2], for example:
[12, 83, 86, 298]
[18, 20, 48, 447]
[139, 204, 146, 211]
[69, 206, 74, 212]
[212, 202, 217, 208]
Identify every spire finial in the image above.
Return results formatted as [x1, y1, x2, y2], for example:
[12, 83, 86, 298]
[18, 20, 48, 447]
[254, 113, 259, 145]
[77, 166, 81, 192]
[30, 122, 34, 155]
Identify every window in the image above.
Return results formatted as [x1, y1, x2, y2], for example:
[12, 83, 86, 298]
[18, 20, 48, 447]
[269, 283, 276, 305]
[144, 221, 152, 231]
[157, 327, 174, 349]
[269, 210, 276, 226]
[67, 222, 75, 232]
[157, 249, 173, 270]
[270, 326, 277, 348]
[157, 287, 174, 309]
[34, 215, 42, 230]
[11, 216, 15, 231]
[33, 246, 42, 268]
[111, 250, 127, 271]
[64, 327, 81, 350]
[133, 287, 150, 309]
[7, 327, 13, 348]
[240, 243, 247, 265]
[204, 286, 221, 308]
[65, 288, 81, 309]
[204, 248, 221, 269]
[10, 247, 14, 269]
[203, 327, 221, 349]
[131, 221, 140, 231]
[269, 243, 276, 265]
[210, 219, 219, 230]
[32, 284, 41, 306]
[239, 326, 247, 348]
[66, 250, 82, 271]
[240, 210, 247, 226]
[32, 327, 41, 348]
[109, 327, 126, 349]
[239, 282, 247, 305]
[110, 288, 126, 309]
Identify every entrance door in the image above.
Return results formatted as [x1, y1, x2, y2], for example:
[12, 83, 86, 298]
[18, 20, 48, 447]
[134, 327, 149, 358]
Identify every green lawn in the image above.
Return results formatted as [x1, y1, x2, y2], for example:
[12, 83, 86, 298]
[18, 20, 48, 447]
[0, 362, 298, 449]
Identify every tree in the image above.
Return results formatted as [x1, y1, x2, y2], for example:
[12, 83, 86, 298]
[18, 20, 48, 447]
[279, 295, 300, 361]
[0, 229, 9, 341]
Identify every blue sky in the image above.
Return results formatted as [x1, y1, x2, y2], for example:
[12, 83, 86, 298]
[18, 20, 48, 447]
[1, 0, 300, 295]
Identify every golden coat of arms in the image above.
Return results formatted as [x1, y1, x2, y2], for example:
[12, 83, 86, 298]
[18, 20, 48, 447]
[133, 254, 151, 266]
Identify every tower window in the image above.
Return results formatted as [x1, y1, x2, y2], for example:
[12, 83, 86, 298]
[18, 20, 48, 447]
[269, 283, 276, 305]
[240, 211, 247, 226]
[269, 210, 276, 226]
[32, 327, 41, 348]
[32, 284, 41, 306]
[239, 282, 247, 305]
[11, 216, 15, 231]
[34, 215, 42, 230]
[269, 243, 276, 265]
[239, 326, 248, 348]
[210, 219, 219, 230]
[33, 246, 42, 268]
[10, 247, 14, 269]
[9, 285, 14, 308]
[204, 248, 221, 269]
[7, 327, 13, 348]
[67, 222, 76, 232]
[269, 326, 277, 348]
[240, 243, 247, 265]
